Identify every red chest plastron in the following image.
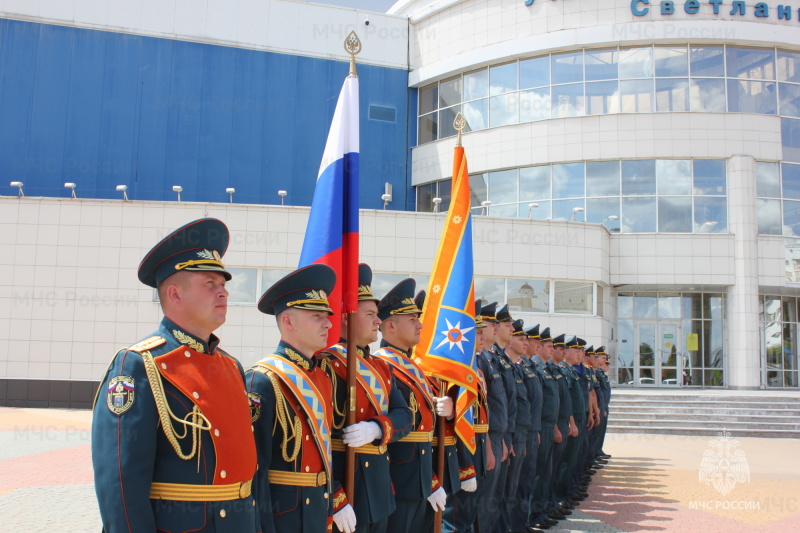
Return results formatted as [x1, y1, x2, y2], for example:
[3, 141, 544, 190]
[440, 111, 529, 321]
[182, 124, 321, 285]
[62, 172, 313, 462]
[157, 347, 257, 485]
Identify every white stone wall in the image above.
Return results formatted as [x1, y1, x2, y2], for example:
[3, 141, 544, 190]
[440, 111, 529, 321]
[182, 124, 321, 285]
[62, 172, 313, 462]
[0, 196, 615, 382]
[0, 0, 409, 69]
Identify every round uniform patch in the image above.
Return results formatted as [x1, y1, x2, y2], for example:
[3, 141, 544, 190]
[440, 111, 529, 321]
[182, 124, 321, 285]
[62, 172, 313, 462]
[248, 392, 262, 422]
[106, 376, 135, 415]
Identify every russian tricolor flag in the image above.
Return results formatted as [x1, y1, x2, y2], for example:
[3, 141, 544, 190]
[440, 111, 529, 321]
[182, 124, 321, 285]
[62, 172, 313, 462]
[299, 74, 360, 344]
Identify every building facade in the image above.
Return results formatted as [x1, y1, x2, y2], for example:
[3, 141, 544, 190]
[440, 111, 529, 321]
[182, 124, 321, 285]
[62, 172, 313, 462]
[2, 0, 800, 407]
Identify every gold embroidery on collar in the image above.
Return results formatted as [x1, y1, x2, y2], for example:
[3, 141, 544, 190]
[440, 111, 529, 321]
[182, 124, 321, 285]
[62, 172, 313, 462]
[172, 330, 205, 353]
[285, 347, 311, 371]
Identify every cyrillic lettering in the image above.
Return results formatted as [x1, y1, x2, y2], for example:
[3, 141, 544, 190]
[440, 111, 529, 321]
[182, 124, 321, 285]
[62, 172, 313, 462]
[777, 5, 791, 18]
[661, 1, 675, 13]
[754, 2, 769, 16]
[632, 0, 650, 15]
[685, 0, 700, 13]
[730, 1, 746, 14]
[708, 0, 723, 14]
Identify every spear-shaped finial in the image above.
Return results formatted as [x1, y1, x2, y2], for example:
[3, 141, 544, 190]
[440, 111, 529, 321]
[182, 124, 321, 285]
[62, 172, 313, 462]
[453, 111, 467, 147]
[344, 31, 362, 77]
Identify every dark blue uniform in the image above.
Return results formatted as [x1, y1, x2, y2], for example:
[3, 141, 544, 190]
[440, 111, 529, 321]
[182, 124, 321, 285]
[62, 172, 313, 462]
[489, 345, 517, 533]
[555, 362, 585, 504]
[528, 356, 558, 527]
[509, 356, 542, 532]
[92, 318, 259, 533]
[475, 348, 507, 532]
[548, 360, 572, 514]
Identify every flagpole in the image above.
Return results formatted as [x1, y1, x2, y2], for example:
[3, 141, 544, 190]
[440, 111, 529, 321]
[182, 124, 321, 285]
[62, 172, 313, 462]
[343, 31, 361, 505]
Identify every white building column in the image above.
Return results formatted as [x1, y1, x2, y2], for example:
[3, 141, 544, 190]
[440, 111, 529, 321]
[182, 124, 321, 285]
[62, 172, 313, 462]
[726, 155, 762, 389]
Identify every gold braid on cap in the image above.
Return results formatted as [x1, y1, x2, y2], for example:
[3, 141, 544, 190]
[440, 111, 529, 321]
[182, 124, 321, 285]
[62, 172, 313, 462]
[173, 259, 225, 271]
[141, 351, 212, 472]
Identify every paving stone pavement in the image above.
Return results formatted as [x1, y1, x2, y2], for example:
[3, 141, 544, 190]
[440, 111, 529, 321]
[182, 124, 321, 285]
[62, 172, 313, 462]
[0, 406, 797, 532]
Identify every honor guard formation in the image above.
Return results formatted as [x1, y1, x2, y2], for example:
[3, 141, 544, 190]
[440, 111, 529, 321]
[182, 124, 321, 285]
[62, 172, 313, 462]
[92, 219, 612, 533]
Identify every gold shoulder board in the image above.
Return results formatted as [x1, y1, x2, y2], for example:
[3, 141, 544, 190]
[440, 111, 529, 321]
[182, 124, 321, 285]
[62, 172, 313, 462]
[129, 336, 166, 353]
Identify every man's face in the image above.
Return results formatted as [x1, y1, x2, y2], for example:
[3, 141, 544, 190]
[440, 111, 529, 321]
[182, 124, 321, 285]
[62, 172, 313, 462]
[526, 338, 540, 357]
[475, 327, 485, 353]
[285, 309, 332, 355]
[168, 271, 229, 334]
[584, 353, 595, 368]
[508, 335, 528, 356]
[553, 345, 566, 363]
[541, 341, 554, 360]
[349, 300, 381, 346]
[497, 321, 514, 343]
[389, 313, 423, 350]
[482, 322, 497, 344]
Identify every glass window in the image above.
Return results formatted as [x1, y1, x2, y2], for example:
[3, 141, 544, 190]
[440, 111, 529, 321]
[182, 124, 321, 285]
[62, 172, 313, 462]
[757, 198, 782, 235]
[778, 50, 800, 83]
[619, 47, 654, 79]
[618, 294, 633, 317]
[727, 80, 777, 114]
[703, 320, 724, 367]
[622, 196, 657, 232]
[418, 113, 437, 144]
[417, 183, 435, 212]
[552, 162, 585, 198]
[419, 84, 438, 115]
[519, 87, 551, 122]
[764, 295, 782, 322]
[475, 277, 504, 306]
[507, 279, 550, 312]
[620, 79, 654, 112]
[726, 47, 775, 80]
[658, 196, 693, 232]
[552, 199, 585, 221]
[519, 166, 550, 201]
[227, 268, 257, 304]
[551, 83, 585, 118]
[586, 197, 621, 229]
[553, 281, 593, 314]
[682, 293, 702, 319]
[622, 160, 656, 195]
[462, 99, 488, 132]
[489, 94, 519, 127]
[438, 106, 461, 139]
[525, 200, 550, 220]
[586, 81, 619, 115]
[371, 273, 407, 300]
[757, 161, 780, 197]
[260, 268, 292, 296]
[634, 295, 657, 318]
[552, 52, 584, 84]
[658, 293, 681, 318]
[690, 78, 726, 112]
[490, 63, 518, 96]
[487, 204, 517, 217]
[655, 47, 689, 77]
[789, 239, 800, 281]
[782, 118, 800, 164]
[437, 180, 452, 211]
[488, 169, 517, 204]
[520, 56, 550, 89]
[586, 161, 620, 196]
[783, 199, 800, 236]
[783, 297, 798, 323]
[469, 174, 488, 207]
[693, 159, 727, 195]
[657, 159, 692, 195]
[690, 46, 725, 77]
[618, 319, 634, 367]
[779, 83, 800, 118]
[439, 76, 462, 108]
[585, 49, 618, 81]
[694, 196, 728, 233]
[656, 78, 689, 112]
[781, 162, 800, 199]
[464, 69, 489, 101]
[703, 294, 724, 319]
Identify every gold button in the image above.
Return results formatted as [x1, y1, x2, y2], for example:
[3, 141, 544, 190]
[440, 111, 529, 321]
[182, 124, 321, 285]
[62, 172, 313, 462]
[214, 429, 220, 437]
[359, 408, 364, 413]
[220, 509, 226, 518]
[448, 452, 452, 457]
[220, 470, 227, 478]
[305, 498, 310, 505]
[252, 500, 256, 507]
[305, 466, 310, 472]
[421, 449, 425, 455]
[184, 350, 191, 357]
[335, 362, 340, 367]
[324, 492, 329, 499]
[305, 435, 309, 441]
[161, 363, 167, 369]
[420, 425, 424, 430]
[193, 392, 200, 399]
[251, 425, 254, 432]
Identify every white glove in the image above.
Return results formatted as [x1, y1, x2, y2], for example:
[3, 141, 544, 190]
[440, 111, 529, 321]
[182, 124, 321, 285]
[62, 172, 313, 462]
[342, 421, 382, 448]
[435, 396, 454, 419]
[427, 486, 447, 512]
[333, 503, 357, 533]
[461, 478, 477, 492]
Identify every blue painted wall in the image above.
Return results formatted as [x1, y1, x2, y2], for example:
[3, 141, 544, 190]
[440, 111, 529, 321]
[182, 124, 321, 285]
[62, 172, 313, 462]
[0, 19, 411, 209]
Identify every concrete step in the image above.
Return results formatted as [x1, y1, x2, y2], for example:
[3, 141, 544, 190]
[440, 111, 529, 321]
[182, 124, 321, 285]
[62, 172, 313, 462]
[608, 417, 800, 431]
[609, 412, 797, 422]
[610, 407, 800, 416]
[608, 425, 800, 439]
[611, 398, 799, 407]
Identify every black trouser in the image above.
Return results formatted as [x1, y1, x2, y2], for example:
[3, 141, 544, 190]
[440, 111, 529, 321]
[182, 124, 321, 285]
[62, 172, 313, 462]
[528, 423, 554, 524]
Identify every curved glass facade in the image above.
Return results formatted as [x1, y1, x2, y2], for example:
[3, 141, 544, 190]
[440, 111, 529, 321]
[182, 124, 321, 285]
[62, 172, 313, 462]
[417, 44, 800, 146]
[417, 158, 727, 234]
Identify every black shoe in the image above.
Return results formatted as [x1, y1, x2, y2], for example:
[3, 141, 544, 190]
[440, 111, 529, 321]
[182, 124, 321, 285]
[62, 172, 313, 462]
[594, 458, 609, 464]
[548, 512, 566, 520]
[530, 523, 550, 531]
[599, 453, 611, 458]
[543, 518, 559, 526]
[586, 469, 597, 475]
[526, 527, 546, 533]
[581, 476, 592, 482]
[558, 508, 572, 516]
[575, 491, 589, 498]
[561, 502, 575, 510]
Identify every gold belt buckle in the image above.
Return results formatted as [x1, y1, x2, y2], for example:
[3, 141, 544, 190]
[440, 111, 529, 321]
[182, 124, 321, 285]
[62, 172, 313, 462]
[317, 472, 326, 486]
[238, 479, 252, 499]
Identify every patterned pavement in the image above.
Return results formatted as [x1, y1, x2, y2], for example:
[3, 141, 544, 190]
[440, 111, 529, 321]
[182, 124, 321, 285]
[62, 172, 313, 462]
[0, 406, 797, 532]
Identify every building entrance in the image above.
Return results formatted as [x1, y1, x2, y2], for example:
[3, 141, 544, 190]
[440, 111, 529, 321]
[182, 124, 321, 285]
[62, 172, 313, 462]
[634, 321, 682, 387]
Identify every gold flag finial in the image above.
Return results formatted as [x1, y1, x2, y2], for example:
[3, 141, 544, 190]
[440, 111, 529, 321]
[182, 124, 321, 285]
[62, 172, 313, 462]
[454, 112, 467, 147]
[345, 31, 362, 76]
